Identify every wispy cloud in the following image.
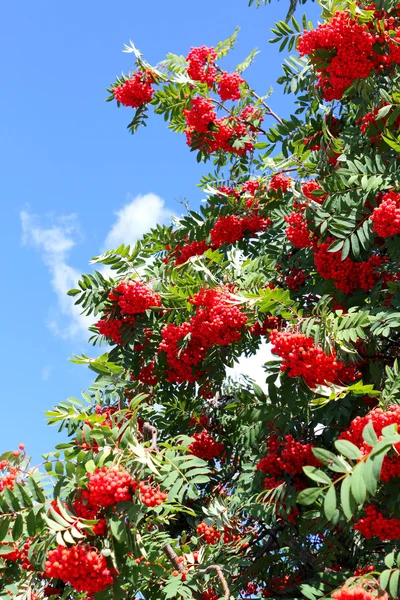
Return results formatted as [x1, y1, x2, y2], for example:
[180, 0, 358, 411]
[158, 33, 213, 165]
[41, 366, 53, 381]
[104, 193, 173, 250]
[20, 193, 172, 341]
[20, 211, 92, 339]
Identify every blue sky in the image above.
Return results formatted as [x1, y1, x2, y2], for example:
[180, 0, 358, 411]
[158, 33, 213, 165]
[1, 0, 321, 463]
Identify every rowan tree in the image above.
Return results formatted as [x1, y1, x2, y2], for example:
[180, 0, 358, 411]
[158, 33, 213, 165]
[2, 1, 400, 599]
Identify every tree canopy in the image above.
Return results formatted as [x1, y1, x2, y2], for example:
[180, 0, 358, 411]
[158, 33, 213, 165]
[2, 1, 400, 599]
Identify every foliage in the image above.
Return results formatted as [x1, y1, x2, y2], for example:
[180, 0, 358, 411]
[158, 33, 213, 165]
[2, 1, 400, 599]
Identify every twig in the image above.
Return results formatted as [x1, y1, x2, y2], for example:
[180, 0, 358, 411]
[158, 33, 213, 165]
[198, 565, 230, 599]
[163, 543, 184, 572]
[143, 422, 158, 451]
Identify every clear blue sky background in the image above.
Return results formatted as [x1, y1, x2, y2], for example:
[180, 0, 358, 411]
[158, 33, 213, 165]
[1, 0, 321, 464]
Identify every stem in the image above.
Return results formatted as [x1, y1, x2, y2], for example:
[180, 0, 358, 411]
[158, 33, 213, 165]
[198, 565, 230, 599]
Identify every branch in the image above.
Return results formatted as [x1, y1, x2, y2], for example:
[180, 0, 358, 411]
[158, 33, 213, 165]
[143, 422, 158, 450]
[198, 565, 230, 600]
[163, 543, 184, 572]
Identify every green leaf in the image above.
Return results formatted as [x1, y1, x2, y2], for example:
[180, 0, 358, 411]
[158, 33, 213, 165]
[303, 466, 331, 484]
[380, 569, 391, 591]
[12, 514, 23, 541]
[362, 421, 378, 447]
[334, 440, 362, 460]
[323, 485, 337, 521]
[26, 511, 36, 537]
[296, 487, 322, 506]
[390, 570, 400, 599]
[385, 552, 396, 569]
[0, 518, 10, 541]
[340, 475, 356, 519]
[350, 462, 367, 505]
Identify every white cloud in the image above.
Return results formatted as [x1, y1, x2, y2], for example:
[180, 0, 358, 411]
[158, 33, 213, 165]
[20, 211, 92, 339]
[20, 193, 172, 341]
[41, 366, 53, 381]
[104, 193, 173, 250]
[227, 340, 273, 391]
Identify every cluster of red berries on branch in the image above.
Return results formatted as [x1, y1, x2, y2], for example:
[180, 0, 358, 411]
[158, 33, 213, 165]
[186, 46, 217, 87]
[109, 280, 162, 315]
[284, 212, 314, 248]
[159, 287, 247, 383]
[45, 545, 115, 593]
[87, 466, 138, 508]
[371, 191, 400, 238]
[284, 267, 306, 291]
[313, 239, 384, 295]
[301, 180, 328, 203]
[71, 493, 107, 536]
[269, 330, 357, 388]
[170, 239, 210, 265]
[339, 405, 400, 482]
[0, 460, 19, 492]
[196, 522, 221, 545]
[298, 10, 400, 101]
[185, 107, 256, 155]
[217, 72, 244, 101]
[138, 481, 168, 507]
[202, 590, 219, 600]
[96, 279, 161, 344]
[210, 213, 272, 247]
[249, 315, 282, 336]
[112, 71, 155, 108]
[355, 505, 400, 541]
[256, 434, 320, 484]
[269, 173, 292, 193]
[189, 430, 225, 460]
[262, 574, 302, 597]
[1, 538, 34, 570]
[333, 586, 388, 600]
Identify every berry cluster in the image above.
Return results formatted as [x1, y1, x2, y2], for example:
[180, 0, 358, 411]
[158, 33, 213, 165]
[339, 405, 400, 482]
[262, 574, 302, 597]
[113, 71, 155, 108]
[243, 583, 259, 597]
[1, 538, 34, 569]
[186, 46, 217, 87]
[202, 590, 218, 600]
[109, 280, 162, 315]
[333, 586, 387, 600]
[269, 330, 357, 388]
[284, 268, 306, 291]
[256, 434, 321, 479]
[185, 110, 255, 155]
[189, 430, 224, 460]
[269, 173, 292, 193]
[354, 505, 400, 540]
[302, 180, 327, 202]
[217, 72, 244, 101]
[0, 460, 18, 492]
[72, 492, 107, 536]
[45, 545, 114, 593]
[371, 191, 400, 238]
[173, 240, 210, 265]
[139, 481, 168, 507]
[87, 466, 138, 508]
[196, 522, 221, 545]
[313, 239, 384, 294]
[159, 288, 247, 383]
[210, 214, 271, 247]
[249, 315, 282, 335]
[298, 10, 400, 101]
[284, 212, 313, 248]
